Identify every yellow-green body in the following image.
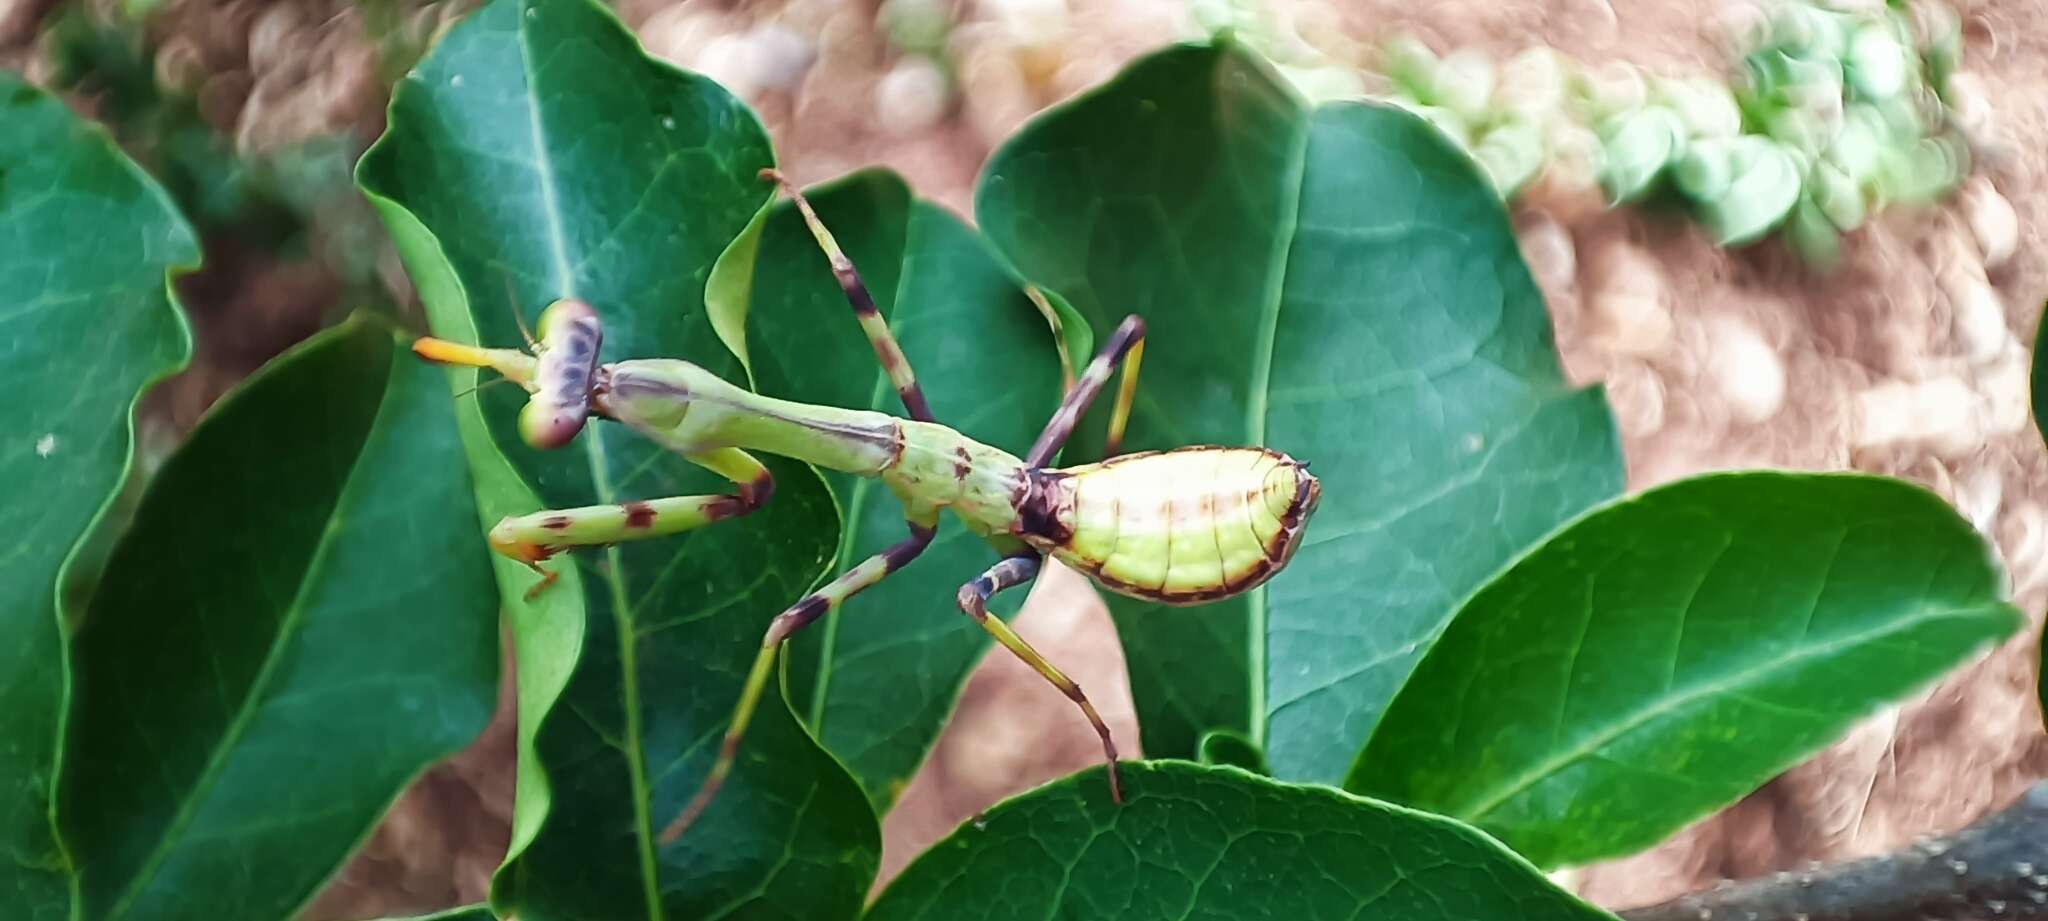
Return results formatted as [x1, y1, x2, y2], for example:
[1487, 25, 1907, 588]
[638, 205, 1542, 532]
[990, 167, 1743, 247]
[598, 359, 1319, 602]
[1020, 447, 1317, 604]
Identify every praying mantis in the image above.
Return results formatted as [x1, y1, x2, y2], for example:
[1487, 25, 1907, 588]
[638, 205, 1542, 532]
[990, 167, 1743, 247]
[412, 170, 1323, 846]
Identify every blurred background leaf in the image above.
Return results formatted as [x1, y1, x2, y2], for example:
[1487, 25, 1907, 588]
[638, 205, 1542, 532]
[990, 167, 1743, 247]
[62, 316, 500, 921]
[0, 72, 195, 921]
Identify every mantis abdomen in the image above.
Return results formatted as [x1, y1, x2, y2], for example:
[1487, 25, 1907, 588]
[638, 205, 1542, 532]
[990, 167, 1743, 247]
[1018, 446, 1320, 605]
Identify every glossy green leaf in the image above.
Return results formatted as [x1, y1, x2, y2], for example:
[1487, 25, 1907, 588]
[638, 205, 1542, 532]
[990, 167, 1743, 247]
[1195, 730, 1267, 775]
[1350, 472, 2022, 869]
[866, 761, 1616, 921]
[707, 169, 1072, 811]
[62, 317, 498, 920]
[355, 0, 876, 917]
[975, 39, 1622, 783]
[0, 73, 194, 919]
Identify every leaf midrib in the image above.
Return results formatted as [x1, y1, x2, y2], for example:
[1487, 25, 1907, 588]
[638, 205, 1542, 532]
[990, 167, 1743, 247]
[105, 333, 384, 920]
[1241, 63, 1312, 751]
[1459, 599, 2010, 823]
[507, 10, 667, 919]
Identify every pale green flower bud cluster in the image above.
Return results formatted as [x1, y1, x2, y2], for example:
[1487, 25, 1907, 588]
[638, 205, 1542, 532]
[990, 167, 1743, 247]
[1202, 0, 1973, 262]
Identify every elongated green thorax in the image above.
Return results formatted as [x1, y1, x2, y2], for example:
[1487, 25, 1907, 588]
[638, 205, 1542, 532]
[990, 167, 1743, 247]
[598, 359, 1029, 537]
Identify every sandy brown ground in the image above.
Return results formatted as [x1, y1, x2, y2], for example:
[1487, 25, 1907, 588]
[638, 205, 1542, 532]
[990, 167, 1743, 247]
[11, 0, 2048, 915]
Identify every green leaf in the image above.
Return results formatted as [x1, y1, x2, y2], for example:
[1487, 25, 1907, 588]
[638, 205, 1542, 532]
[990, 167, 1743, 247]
[1785, 196, 1841, 266]
[0, 73, 195, 919]
[2037, 315, 2048, 733]
[975, 39, 1622, 784]
[1350, 472, 2023, 869]
[2036, 304, 2048, 451]
[1195, 730, 1267, 775]
[378, 908, 497, 921]
[866, 761, 1617, 921]
[355, 0, 877, 917]
[707, 169, 1072, 811]
[62, 316, 499, 920]
[1846, 23, 1910, 100]
[1696, 136, 1802, 245]
[1598, 106, 1686, 204]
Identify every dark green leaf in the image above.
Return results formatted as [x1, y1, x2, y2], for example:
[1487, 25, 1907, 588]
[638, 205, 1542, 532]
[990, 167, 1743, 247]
[2036, 311, 2048, 733]
[62, 316, 499, 920]
[1350, 473, 2022, 869]
[2034, 298, 2048, 451]
[974, 39, 1622, 783]
[356, 0, 876, 917]
[866, 761, 1616, 921]
[0, 73, 194, 919]
[378, 907, 498, 921]
[1195, 730, 1267, 774]
[708, 169, 1072, 811]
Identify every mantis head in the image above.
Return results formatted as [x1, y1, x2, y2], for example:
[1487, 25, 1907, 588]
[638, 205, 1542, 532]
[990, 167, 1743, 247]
[413, 298, 605, 450]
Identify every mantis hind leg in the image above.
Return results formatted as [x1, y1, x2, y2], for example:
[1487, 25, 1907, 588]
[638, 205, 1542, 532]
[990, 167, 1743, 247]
[762, 168, 936, 423]
[955, 555, 1124, 803]
[489, 447, 774, 599]
[659, 514, 939, 845]
[1025, 314, 1146, 467]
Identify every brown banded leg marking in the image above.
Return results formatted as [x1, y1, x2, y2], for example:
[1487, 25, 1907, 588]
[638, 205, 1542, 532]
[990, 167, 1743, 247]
[761, 168, 937, 423]
[955, 554, 1124, 804]
[1025, 314, 1147, 468]
[659, 518, 939, 845]
[487, 448, 776, 599]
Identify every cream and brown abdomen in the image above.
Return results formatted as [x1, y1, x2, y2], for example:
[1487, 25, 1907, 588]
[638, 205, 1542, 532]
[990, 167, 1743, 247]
[1013, 446, 1320, 605]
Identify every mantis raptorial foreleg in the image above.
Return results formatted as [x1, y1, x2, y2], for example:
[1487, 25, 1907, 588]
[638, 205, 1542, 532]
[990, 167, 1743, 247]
[659, 512, 939, 844]
[763, 168, 936, 423]
[488, 447, 774, 598]
[1024, 314, 1147, 466]
[955, 555, 1124, 803]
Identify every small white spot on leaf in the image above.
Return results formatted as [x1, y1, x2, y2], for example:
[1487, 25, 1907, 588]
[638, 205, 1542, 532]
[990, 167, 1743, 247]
[35, 434, 57, 458]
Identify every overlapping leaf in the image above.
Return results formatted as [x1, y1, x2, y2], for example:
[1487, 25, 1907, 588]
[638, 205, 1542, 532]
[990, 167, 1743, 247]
[975, 38, 1623, 782]
[356, 0, 875, 916]
[62, 317, 499, 920]
[709, 169, 1074, 810]
[867, 761, 1617, 921]
[0, 74, 194, 920]
[1350, 473, 2022, 868]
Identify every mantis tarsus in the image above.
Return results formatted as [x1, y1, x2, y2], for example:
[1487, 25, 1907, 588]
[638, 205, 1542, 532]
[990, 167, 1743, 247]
[413, 169, 1323, 846]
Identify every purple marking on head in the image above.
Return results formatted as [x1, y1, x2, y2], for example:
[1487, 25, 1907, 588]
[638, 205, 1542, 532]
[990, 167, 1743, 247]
[519, 299, 603, 449]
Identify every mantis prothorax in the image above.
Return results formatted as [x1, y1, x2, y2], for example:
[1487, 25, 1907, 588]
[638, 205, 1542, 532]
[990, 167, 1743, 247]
[414, 169, 1322, 847]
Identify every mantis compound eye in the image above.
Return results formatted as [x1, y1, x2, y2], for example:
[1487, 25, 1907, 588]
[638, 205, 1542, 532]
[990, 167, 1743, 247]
[518, 298, 603, 450]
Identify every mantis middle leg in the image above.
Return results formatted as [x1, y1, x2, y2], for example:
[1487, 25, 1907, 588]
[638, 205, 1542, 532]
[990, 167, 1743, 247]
[1025, 313, 1147, 466]
[955, 555, 1124, 803]
[765, 168, 937, 423]
[658, 512, 939, 845]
